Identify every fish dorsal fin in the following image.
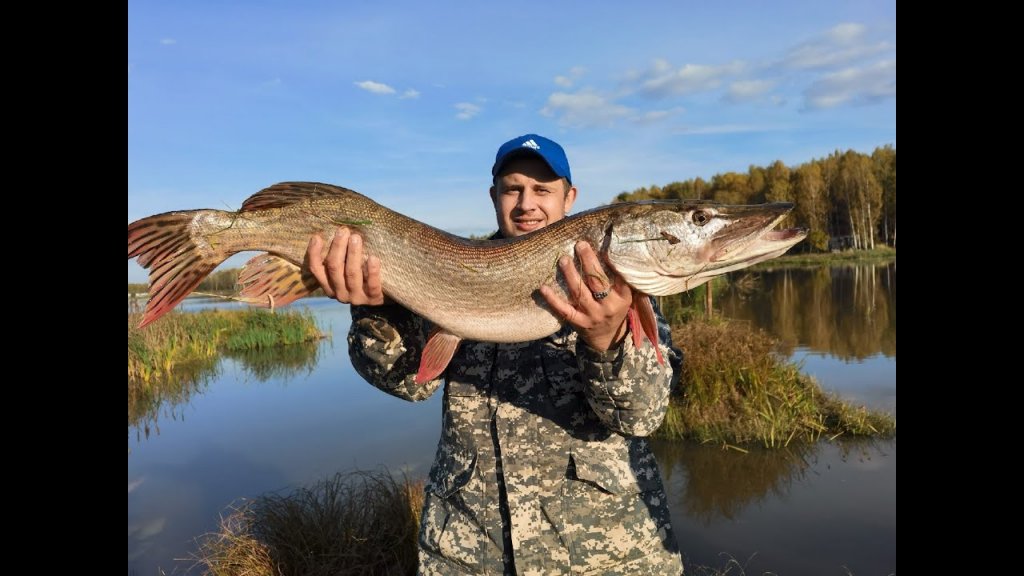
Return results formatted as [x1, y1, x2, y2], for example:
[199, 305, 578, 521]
[240, 182, 356, 212]
[236, 253, 320, 308]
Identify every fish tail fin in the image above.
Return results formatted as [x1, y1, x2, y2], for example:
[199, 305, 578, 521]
[128, 211, 226, 327]
[237, 253, 319, 308]
[416, 329, 462, 384]
[627, 291, 665, 365]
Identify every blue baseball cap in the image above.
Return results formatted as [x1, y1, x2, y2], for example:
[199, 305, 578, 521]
[491, 134, 572, 184]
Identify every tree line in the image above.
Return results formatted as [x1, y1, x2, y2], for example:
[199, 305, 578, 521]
[614, 145, 896, 252]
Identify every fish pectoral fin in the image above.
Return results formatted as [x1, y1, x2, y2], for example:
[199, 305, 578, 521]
[236, 253, 318, 308]
[416, 330, 463, 385]
[627, 307, 644, 351]
[628, 292, 665, 365]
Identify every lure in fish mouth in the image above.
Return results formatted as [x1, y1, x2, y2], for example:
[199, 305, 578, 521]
[603, 201, 808, 296]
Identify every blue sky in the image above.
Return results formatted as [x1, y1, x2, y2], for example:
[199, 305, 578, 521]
[128, 0, 896, 283]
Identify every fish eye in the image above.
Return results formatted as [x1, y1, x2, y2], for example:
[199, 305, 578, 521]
[691, 210, 710, 226]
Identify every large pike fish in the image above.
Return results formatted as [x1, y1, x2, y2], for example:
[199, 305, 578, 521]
[128, 182, 806, 382]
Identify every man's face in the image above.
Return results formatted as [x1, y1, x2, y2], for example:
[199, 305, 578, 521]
[489, 156, 577, 237]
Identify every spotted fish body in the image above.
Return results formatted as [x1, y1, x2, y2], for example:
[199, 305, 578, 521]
[128, 182, 806, 375]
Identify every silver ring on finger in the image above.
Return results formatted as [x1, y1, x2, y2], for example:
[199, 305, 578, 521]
[592, 290, 609, 300]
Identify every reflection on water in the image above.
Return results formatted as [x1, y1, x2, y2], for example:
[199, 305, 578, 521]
[654, 438, 896, 575]
[653, 440, 814, 523]
[716, 261, 896, 360]
[127, 303, 320, 443]
[222, 341, 320, 382]
[128, 356, 220, 443]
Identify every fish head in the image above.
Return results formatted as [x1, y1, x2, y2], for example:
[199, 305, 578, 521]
[605, 201, 807, 296]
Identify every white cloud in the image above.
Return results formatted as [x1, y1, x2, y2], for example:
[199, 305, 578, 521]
[354, 80, 396, 95]
[534, 22, 893, 127]
[540, 90, 632, 128]
[804, 60, 896, 109]
[636, 59, 746, 98]
[784, 22, 890, 70]
[354, 82, 420, 99]
[725, 79, 777, 103]
[159, 38, 176, 45]
[631, 108, 684, 125]
[554, 66, 587, 88]
[829, 22, 867, 43]
[454, 102, 481, 120]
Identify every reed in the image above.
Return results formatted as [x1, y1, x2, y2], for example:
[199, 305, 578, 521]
[193, 470, 424, 576]
[128, 309, 321, 384]
[656, 319, 895, 446]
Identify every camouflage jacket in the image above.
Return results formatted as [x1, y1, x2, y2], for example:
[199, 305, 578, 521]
[349, 303, 684, 576]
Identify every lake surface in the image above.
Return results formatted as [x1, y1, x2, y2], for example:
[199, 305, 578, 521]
[127, 262, 896, 575]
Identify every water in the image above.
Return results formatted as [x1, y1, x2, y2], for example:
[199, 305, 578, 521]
[128, 262, 896, 575]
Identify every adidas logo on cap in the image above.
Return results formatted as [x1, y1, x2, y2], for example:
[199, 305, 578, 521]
[492, 133, 572, 184]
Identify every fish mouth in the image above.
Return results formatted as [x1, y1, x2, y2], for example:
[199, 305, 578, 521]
[763, 228, 806, 242]
[709, 203, 807, 267]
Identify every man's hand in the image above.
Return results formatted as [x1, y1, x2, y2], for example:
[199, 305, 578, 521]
[306, 228, 386, 306]
[539, 241, 631, 352]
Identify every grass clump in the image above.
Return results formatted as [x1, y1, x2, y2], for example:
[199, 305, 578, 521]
[656, 319, 895, 446]
[128, 309, 322, 384]
[222, 308, 323, 350]
[194, 470, 424, 576]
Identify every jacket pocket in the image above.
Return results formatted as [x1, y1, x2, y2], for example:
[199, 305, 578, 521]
[428, 447, 477, 498]
[568, 448, 664, 495]
[420, 448, 484, 572]
[564, 449, 669, 572]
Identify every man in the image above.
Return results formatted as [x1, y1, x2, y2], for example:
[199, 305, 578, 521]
[307, 134, 684, 575]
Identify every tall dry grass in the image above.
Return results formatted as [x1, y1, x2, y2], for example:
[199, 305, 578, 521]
[128, 309, 322, 440]
[656, 319, 895, 446]
[128, 309, 321, 384]
[194, 470, 424, 576]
